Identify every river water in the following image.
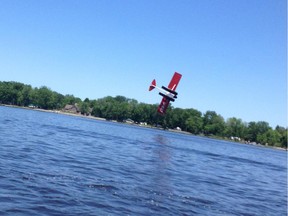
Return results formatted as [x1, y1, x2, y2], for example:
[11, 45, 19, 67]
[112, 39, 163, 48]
[0, 106, 287, 215]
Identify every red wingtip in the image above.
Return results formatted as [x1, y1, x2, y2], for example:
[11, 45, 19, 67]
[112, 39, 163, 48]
[149, 79, 156, 91]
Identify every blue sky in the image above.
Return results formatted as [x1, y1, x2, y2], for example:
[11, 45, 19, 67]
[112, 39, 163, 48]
[0, 0, 286, 128]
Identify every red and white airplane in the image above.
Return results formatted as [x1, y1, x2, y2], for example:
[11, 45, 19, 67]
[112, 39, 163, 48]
[149, 72, 182, 114]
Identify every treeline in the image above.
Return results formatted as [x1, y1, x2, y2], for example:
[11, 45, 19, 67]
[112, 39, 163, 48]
[0, 81, 287, 148]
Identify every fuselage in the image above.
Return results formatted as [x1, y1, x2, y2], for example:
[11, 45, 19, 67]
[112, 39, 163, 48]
[152, 85, 176, 100]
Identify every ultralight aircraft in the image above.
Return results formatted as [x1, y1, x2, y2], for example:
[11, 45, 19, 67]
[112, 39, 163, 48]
[149, 72, 182, 114]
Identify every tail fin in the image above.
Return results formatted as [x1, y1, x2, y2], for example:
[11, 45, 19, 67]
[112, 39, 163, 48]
[149, 79, 156, 91]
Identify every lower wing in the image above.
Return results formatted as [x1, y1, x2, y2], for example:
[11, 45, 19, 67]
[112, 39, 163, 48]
[157, 97, 170, 114]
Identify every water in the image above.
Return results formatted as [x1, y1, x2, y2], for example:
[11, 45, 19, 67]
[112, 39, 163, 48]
[0, 106, 287, 216]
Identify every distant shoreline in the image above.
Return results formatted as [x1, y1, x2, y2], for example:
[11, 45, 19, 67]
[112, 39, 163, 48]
[1, 104, 107, 121]
[1, 104, 287, 151]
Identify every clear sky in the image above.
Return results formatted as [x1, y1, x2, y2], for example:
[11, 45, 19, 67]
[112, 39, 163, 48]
[0, 0, 286, 128]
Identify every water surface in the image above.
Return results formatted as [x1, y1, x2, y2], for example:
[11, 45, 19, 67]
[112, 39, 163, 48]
[0, 106, 287, 215]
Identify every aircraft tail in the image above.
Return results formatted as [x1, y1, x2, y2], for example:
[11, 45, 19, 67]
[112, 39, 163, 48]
[149, 79, 156, 91]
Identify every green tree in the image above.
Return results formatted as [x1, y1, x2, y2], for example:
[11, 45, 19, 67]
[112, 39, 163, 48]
[0, 81, 20, 105]
[63, 94, 82, 106]
[203, 111, 225, 136]
[19, 85, 33, 106]
[53, 92, 65, 109]
[245, 121, 270, 143]
[225, 117, 247, 139]
[257, 129, 281, 147]
[275, 126, 288, 148]
[80, 102, 90, 115]
[36, 86, 53, 109]
[129, 99, 142, 122]
[168, 108, 188, 130]
[91, 99, 103, 117]
[84, 98, 90, 103]
[184, 109, 203, 134]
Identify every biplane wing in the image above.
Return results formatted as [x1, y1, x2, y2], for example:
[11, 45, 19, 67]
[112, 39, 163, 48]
[149, 72, 182, 115]
[167, 72, 182, 91]
[157, 97, 170, 114]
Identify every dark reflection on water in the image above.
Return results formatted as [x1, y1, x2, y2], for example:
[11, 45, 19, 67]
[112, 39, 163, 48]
[153, 134, 171, 161]
[0, 106, 287, 216]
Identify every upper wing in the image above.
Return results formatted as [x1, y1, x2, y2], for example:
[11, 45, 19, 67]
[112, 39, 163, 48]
[167, 72, 182, 91]
[157, 97, 170, 114]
